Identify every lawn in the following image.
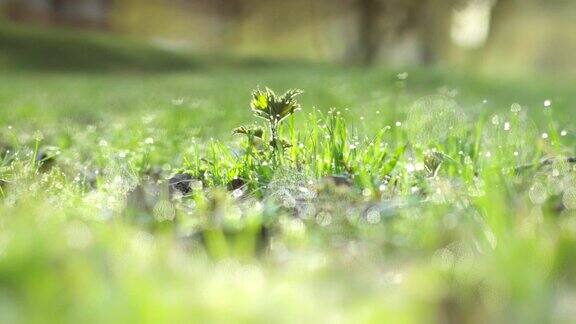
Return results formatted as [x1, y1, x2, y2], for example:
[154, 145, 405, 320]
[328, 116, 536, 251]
[1, 23, 576, 323]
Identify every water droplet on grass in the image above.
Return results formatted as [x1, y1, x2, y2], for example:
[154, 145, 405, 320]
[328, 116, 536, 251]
[231, 189, 243, 199]
[365, 207, 381, 224]
[172, 98, 185, 106]
[153, 200, 175, 221]
[406, 163, 415, 173]
[316, 211, 332, 226]
[491, 115, 500, 125]
[563, 188, 576, 210]
[483, 111, 538, 164]
[529, 182, 548, 204]
[406, 95, 466, 147]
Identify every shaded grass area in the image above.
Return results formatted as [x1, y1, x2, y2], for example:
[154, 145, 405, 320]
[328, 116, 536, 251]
[0, 22, 199, 72]
[0, 22, 318, 73]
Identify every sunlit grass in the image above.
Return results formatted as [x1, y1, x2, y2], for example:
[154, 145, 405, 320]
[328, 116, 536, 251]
[1, 74, 575, 322]
[1, 24, 576, 323]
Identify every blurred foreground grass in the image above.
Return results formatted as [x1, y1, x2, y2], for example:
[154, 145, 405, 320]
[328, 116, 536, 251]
[1, 23, 576, 323]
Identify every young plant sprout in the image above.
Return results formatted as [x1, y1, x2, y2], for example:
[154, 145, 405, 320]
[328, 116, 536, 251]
[232, 125, 264, 139]
[232, 124, 265, 163]
[250, 87, 303, 151]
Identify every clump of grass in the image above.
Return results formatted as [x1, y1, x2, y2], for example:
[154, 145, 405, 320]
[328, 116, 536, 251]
[182, 87, 408, 197]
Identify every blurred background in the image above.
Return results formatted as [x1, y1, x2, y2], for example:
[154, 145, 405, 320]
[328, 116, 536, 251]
[1, 0, 575, 76]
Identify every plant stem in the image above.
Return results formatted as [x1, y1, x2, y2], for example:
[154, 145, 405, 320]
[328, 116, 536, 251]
[270, 120, 281, 165]
[514, 156, 576, 174]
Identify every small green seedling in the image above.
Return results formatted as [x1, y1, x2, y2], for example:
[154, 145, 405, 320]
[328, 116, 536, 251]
[232, 125, 264, 140]
[249, 87, 302, 151]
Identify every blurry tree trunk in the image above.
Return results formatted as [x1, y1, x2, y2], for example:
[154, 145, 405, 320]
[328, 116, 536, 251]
[212, 0, 245, 49]
[346, 0, 457, 67]
[49, 0, 65, 23]
[47, 0, 111, 29]
[346, 0, 382, 65]
[356, 0, 381, 65]
[416, 0, 454, 66]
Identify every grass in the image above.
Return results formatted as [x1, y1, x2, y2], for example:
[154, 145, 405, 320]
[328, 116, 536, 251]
[1, 23, 576, 323]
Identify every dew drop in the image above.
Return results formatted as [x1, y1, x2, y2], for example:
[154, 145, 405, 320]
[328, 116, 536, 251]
[316, 211, 332, 226]
[529, 182, 548, 205]
[563, 188, 576, 210]
[491, 115, 500, 125]
[232, 189, 243, 199]
[172, 98, 185, 106]
[406, 163, 415, 173]
[365, 207, 381, 224]
[153, 200, 176, 222]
